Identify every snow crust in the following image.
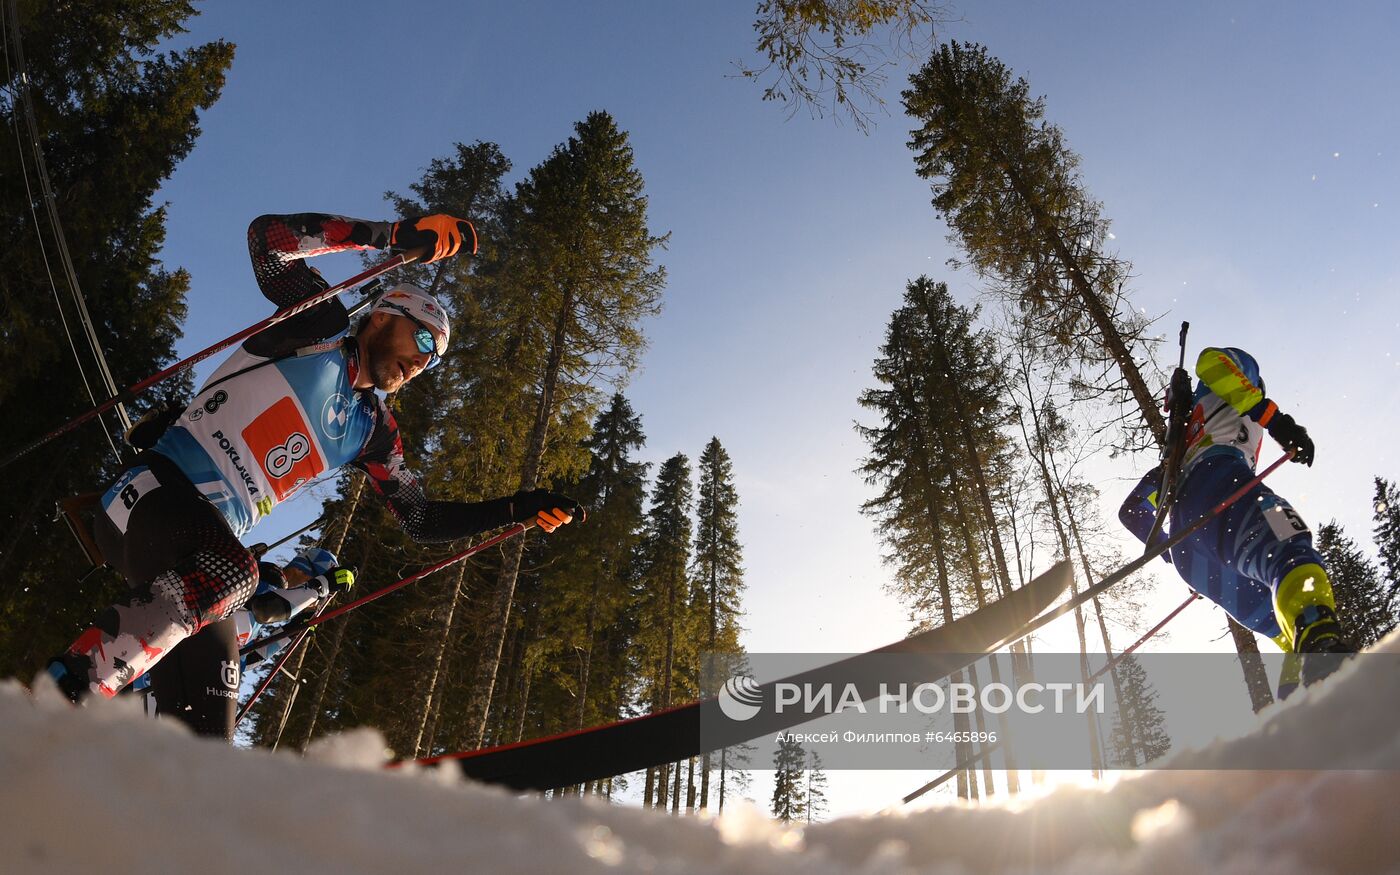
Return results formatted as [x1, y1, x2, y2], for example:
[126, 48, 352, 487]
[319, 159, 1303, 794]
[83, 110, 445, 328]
[4, 634, 1399, 874]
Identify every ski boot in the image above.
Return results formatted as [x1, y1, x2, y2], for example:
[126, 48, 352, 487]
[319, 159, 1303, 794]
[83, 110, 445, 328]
[43, 652, 92, 704]
[1294, 605, 1353, 687]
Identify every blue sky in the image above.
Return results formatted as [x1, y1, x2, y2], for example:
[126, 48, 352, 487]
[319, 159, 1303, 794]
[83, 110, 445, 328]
[153, 2, 1400, 814]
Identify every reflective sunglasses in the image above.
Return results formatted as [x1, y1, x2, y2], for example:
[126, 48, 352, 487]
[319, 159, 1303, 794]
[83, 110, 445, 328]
[379, 302, 442, 370]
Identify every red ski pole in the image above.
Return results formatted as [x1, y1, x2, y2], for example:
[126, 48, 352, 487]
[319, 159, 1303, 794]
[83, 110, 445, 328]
[1087, 592, 1200, 683]
[0, 249, 424, 471]
[235, 621, 318, 726]
[239, 521, 535, 657]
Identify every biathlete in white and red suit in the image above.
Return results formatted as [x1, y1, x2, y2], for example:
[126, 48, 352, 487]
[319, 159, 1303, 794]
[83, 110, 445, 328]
[48, 212, 582, 739]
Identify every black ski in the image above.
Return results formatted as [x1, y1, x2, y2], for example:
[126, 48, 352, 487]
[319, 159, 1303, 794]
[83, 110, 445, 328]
[412, 560, 1073, 791]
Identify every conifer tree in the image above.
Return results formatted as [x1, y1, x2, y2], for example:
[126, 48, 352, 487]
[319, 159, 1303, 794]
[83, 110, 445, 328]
[903, 41, 1163, 450]
[1105, 655, 1171, 768]
[1373, 478, 1400, 598]
[770, 736, 808, 823]
[464, 112, 666, 748]
[858, 304, 982, 797]
[0, 0, 232, 674]
[692, 436, 745, 809]
[804, 750, 829, 823]
[517, 393, 649, 756]
[1317, 521, 1396, 649]
[635, 453, 695, 807]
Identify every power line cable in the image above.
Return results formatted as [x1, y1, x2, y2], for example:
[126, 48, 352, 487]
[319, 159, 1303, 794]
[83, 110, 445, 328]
[3, 1, 127, 460]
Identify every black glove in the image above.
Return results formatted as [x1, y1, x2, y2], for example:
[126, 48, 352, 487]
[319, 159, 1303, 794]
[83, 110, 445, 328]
[307, 567, 356, 599]
[391, 214, 477, 263]
[1267, 412, 1314, 466]
[510, 489, 585, 533]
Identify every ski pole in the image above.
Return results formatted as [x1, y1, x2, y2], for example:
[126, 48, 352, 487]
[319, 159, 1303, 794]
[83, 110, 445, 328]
[235, 618, 319, 726]
[902, 594, 1201, 805]
[248, 513, 330, 559]
[0, 249, 425, 471]
[1086, 592, 1199, 683]
[991, 450, 1295, 653]
[902, 740, 1001, 804]
[239, 521, 533, 656]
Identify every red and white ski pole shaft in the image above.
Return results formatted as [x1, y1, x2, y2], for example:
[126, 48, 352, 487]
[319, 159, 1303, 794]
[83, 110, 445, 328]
[235, 622, 318, 726]
[992, 450, 1295, 652]
[1086, 591, 1199, 683]
[239, 521, 533, 657]
[0, 248, 425, 471]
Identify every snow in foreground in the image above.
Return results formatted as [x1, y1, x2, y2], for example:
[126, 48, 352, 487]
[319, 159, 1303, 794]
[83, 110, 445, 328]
[4, 636, 1400, 874]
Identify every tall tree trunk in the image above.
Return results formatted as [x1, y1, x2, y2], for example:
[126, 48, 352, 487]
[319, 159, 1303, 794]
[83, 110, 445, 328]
[1013, 371, 1105, 777]
[670, 758, 682, 814]
[1229, 619, 1274, 712]
[918, 310, 1023, 792]
[947, 480, 1006, 797]
[699, 470, 722, 811]
[272, 475, 363, 750]
[295, 612, 349, 752]
[717, 749, 728, 814]
[465, 292, 574, 747]
[411, 561, 469, 756]
[515, 662, 534, 743]
[575, 577, 600, 729]
[296, 532, 374, 752]
[998, 163, 1166, 446]
[1055, 476, 1140, 766]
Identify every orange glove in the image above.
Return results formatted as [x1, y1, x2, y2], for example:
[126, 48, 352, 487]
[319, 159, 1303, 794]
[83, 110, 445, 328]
[510, 489, 586, 534]
[391, 214, 478, 263]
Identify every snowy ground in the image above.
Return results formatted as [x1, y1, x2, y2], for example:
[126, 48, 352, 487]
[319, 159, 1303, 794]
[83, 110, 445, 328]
[4, 636, 1400, 875]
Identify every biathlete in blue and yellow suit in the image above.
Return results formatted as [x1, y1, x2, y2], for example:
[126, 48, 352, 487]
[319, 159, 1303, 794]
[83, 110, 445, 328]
[1120, 346, 1351, 690]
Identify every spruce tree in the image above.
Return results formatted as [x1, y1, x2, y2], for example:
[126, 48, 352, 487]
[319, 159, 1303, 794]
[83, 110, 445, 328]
[521, 393, 649, 753]
[858, 302, 983, 797]
[804, 751, 829, 823]
[1373, 478, 1400, 598]
[0, 0, 232, 675]
[635, 452, 696, 807]
[903, 41, 1163, 450]
[692, 436, 746, 809]
[1105, 655, 1171, 767]
[1317, 521, 1395, 649]
[464, 112, 666, 748]
[770, 736, 808, 823]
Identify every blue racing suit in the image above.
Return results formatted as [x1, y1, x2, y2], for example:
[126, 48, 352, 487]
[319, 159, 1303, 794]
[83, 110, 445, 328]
[1119, 347, 1325, 649]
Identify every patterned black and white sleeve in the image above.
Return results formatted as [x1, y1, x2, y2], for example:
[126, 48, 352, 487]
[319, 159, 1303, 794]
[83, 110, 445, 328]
[243, 213, 395, 357]
[351, 399, 517, 544]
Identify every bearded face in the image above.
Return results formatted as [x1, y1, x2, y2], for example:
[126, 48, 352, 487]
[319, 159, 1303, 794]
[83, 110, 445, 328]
[359, 314, 435, 393]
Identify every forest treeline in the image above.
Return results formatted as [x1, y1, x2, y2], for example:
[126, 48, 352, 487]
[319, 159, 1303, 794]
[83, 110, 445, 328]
[3, 2, 1396, 816]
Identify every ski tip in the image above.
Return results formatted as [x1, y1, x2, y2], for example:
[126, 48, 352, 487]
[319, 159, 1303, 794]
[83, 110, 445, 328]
[1043, 559, 1074, 593]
